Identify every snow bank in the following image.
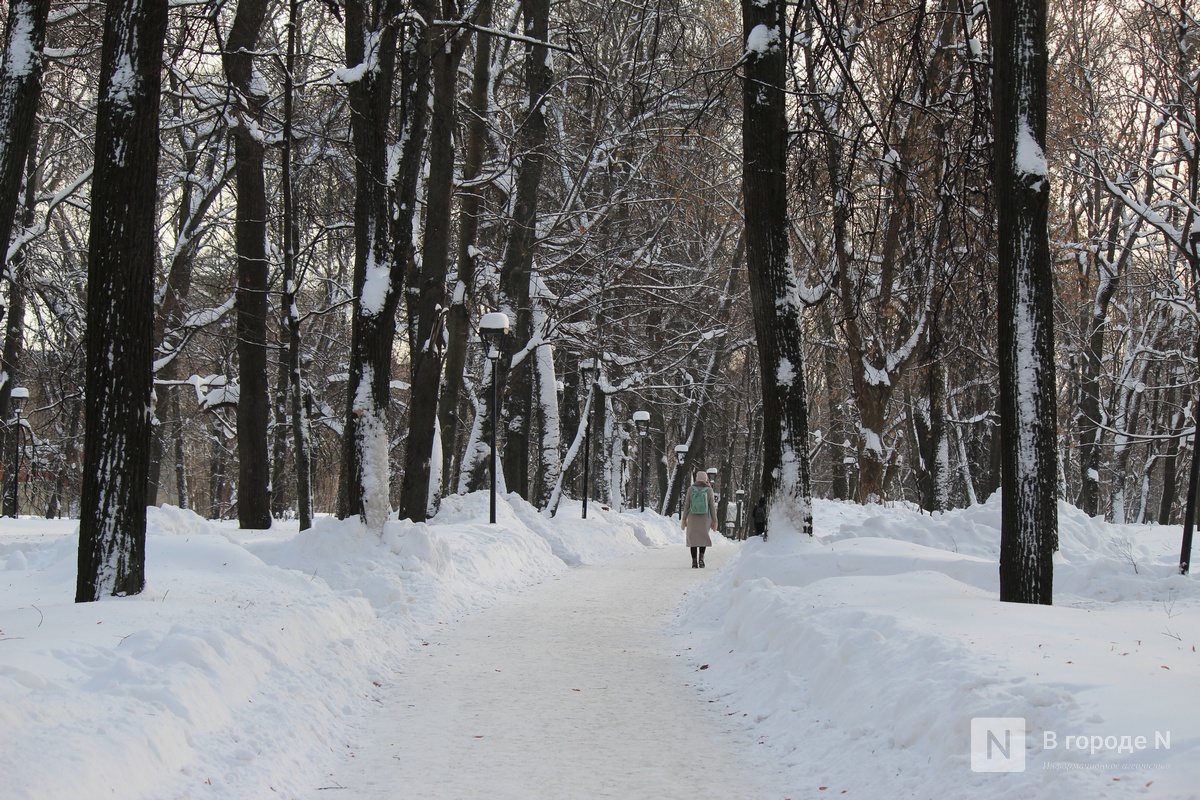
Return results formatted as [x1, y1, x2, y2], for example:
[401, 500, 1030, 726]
[0, 493, 684, 800]
[677, 495, 1199, 798]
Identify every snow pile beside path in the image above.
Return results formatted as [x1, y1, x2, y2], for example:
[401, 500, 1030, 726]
[0, 492, 683, 800]
[678, 496, 1200, 799]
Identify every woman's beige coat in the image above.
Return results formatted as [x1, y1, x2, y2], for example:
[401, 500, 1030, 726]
[681, 483, 716, 547]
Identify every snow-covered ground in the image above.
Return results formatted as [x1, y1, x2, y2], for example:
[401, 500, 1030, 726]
[0, 492, 1197, 799]
[681, 498, 1200, 799]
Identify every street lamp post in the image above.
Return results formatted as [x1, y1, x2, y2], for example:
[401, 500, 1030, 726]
[736, 487, 746, 539]
[674, 444, 688, 518]
[479, 312, 509, 525]
[581, 359, 599, 519]
[7, 387, 28, 518]
[633, 410, 650, 512]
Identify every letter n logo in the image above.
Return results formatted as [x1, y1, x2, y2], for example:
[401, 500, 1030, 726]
[971, 717, 1026, 772]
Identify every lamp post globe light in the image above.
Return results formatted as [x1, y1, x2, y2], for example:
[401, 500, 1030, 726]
[7, 387, 28, 518]
[580, 358, 600, 519]
[632, 410, 650, 512]
[706, 467, 719, 503]
[674, 444, 688, 518]
[479, 312, 509, 525]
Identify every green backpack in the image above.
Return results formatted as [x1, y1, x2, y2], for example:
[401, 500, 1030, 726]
[689, 486, 709, 515]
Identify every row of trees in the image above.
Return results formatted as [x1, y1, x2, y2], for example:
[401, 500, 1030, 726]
[0, 1, 1196, 604]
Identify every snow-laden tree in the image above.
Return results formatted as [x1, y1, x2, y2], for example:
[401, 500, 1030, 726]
[742, 0, 813, 534]
[994, 0, 1057, 605]
[0, 0, 51, 509]
[76, 0, 169, 601]
[337, 0, 431, 531]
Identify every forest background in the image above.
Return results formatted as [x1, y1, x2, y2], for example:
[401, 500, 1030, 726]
[0, 0, 1196, 543]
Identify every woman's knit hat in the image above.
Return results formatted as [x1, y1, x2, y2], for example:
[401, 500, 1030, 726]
[694, 470, 709, 484]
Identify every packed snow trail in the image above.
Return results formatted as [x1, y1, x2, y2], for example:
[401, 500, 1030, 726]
[307, 544, 789, 799]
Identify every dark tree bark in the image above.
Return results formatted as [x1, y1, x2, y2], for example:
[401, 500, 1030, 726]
[439, 0, 494, 494]
[223, 0, 272, 529]
[0, 0, 50, 277]
[398, 0, 472, 521]
[994, 0, 1056, 604]
[1075, 214, 1129, 516]
[0, 0, 51, 479]
[0, 135, 35, 519]
[742, 0, 812, 534]
[498, 0, 552, 500]
[338, 0, 430, 528]
[76, 0, 169, 602]
[1157, 375, 1183, 525]
[281, 0, 311, 530]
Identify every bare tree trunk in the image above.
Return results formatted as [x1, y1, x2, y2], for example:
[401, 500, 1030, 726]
[77, 0, 168, 601]
[0, 0, 50, 279]
[222, 0, 272, 529]
[994, 0, 1056, 604]
[742, 0, 812, 534]
[398, 2, 470, 521]
[0, 0, 50, 496]
[1158, 373, 1183, 525]
[339, 0, 429, 530]
[498, 0, 552, 501]
[281, 0, 311, 530]
[439, 0, 494, 495]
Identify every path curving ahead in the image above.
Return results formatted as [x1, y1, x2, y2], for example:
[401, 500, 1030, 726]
[307, 544, 789, 799]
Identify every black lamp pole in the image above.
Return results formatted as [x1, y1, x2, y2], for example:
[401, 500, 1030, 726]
[675, 444, 688, 518]
[7, 388, 27, 518]
[581, 359, 598, 519]
[7, 411, 19, 518]
[633, 411, 649, 512]
[479, 313, 509, 525]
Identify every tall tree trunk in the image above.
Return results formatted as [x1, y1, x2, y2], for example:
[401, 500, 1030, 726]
[223, 0, 272, 530]
[0, 0, 50, 282]
[498, 0, 552, 500]
[440, 1, 494, 494]
[0, 133, 35, 518]
[281, 0, 311, 530]
[1075, 225, 1130, 516]
[742, 0, 812, 534]
[338, 0, 423, 530]
[76, 0, 168, 601]
[0, 0, 50, 482]
[994, 0, 1056, 604]
[1158, 373, 1183, 525]
[398, 1, 469, 521]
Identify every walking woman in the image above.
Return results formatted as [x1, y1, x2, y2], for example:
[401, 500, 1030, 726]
[682, 470, 717, 567]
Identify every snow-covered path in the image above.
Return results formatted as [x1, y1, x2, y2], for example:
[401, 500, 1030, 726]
[306, 544, 789, 799]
